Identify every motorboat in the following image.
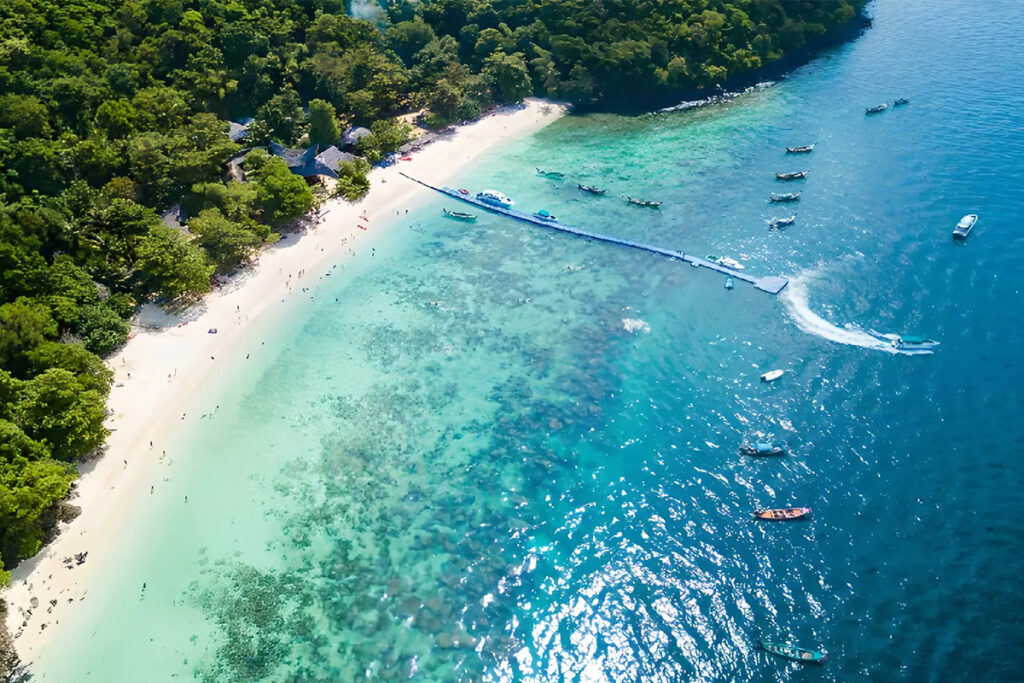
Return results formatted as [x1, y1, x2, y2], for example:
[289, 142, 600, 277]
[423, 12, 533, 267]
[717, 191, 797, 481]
[534, 209, 558, 222]
[769, 215, 797, 230]
[626, 196, 662, 208]
[752, 507, 811, 521]
[894, 96, 910, 106]
[758, 639, 827, 664]
[953, 213, 977, 240]
[578, 184, 606, 195]
[476, 190, 514, 208]
[785, 144, 815, 153]
[739, 441, 786, 457]
[866, 103, 888, 114]
[775, 171, 808, 181]
[867, 330, 940, 351]
[760, 369, 784, 382]
[718, 257, 744, 270]
[724, 277, 734, 290]
[769, 192, 801, 202]
[443, 208, 477, 221]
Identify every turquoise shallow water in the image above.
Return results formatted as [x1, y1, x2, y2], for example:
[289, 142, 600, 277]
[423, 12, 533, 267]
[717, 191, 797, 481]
[29, 0, 1024, 680]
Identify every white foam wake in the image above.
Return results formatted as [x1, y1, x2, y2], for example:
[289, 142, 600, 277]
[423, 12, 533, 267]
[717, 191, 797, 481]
[781, 272, 934, 355]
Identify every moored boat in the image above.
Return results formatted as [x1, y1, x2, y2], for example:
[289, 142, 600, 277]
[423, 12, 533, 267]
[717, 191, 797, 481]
[739, 441, 786, 457]
[536, 168, 565, 178]
[866, 103, 888, 114]
[760, 369, 784, 382]
[476, 189, 515, 208]
[953, 213, 977, 240]
[578, 184, 606, 195]
[706, 255, 744, 270]
[894, 96, 910, 106]
[775, 170, 808, 181]
[785, 143, 815, 153]
[626, 196, 662, 208]
[758, 639, 827, 664]
[442, 208, 477, 221]
[752, 507, 811, 521]
[769, 215, 797, 230]
[769, 192, 801, 203]
[724, 276, 734, 290]
[534, 209, 558, 222]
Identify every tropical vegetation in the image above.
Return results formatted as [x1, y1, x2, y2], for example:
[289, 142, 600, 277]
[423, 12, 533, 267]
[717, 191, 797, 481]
[0, 0, 865, 583]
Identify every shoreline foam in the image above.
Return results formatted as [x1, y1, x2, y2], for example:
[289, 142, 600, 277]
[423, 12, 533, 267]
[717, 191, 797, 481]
[2, 98, 567, 667]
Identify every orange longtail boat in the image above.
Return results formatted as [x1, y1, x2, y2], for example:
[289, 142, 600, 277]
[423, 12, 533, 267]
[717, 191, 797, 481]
[752, 507, 811, 521]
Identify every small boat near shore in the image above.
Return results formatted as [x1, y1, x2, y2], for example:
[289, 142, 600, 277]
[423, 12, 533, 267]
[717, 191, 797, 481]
[894, 96, 910, 106]
[770, 192, 801, 203]
[760, 369, 784, 382]
[740, 441, 786, 457]
[785, 143, 815, 153]
[577, 184, 606, 195]
[776, 170, 808, 181]
[953, 213, 977, 240]
[759, 639, 827, 664]
[866, 103, 888, 114]
[534, 209, 558, 222]
[769, 215, 796, 230]
[626, 196, 662, 208]
[725, 276, 734, 290]
[443, 208, 477, 221]
[752, 507, 811, 521]
[536, 168, 565, 178]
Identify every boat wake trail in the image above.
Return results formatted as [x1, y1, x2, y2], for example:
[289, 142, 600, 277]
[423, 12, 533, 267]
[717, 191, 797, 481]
[781, 272, 935, 355]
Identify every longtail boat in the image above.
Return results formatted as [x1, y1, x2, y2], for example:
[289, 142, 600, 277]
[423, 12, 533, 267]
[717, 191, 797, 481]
[443, 208, 477, 221]
[626, 196, 662, 208]
[769, 215, 796, 230]
[893, 96, 910, 106]
[536, 168, 565, 178]
[752, 507, 811, 521]
[769, 192, 801, 203]
[866, 103, 888, 114]
[785, 143, 815, 153]
[578, 184, 606, 195]
[758, 639, 827, 664]
[775, 170, 808, 180]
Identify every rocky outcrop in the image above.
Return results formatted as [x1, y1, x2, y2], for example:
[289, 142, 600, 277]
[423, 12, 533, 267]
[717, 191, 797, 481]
[0, 599, 20, 682]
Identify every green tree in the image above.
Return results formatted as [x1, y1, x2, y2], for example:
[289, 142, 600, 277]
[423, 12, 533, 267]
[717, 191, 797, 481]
[94, 99, 138, 138]
[25, 341, 114, 395]
[334, 158, 372, 201]
[0, 299, 58, 375]
[251, 88, 305, 145]
[356, 119, 412, 163]
[482, 51, 532, 103]
[252, 158, 313, 223]
[308, 99, 341, 149]
[136, 225, 213, 300]
[76, 304, 130, 356]
[13, 369, 108, 461]
[189, 208, 267, 272]
[0, 94, 52, 139]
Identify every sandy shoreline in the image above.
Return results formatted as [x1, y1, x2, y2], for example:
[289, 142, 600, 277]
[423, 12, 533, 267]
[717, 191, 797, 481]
[2, 98, 567, 667]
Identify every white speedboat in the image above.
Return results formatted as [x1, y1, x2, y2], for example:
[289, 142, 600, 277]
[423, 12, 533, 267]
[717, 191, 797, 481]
[953, 213, 977, 240]
[719, 257, 745, 270]
[476, 190, 515, 208]
[761, 369, 784, 382]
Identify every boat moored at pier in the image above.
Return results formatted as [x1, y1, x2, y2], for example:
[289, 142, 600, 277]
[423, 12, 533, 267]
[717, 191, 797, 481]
[475, 190, 515, 208]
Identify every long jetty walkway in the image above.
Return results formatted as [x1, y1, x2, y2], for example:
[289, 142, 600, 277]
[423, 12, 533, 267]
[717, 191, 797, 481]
[400, 173, 789, 295]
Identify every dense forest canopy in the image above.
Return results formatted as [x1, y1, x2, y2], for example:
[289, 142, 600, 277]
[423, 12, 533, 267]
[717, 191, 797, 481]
[0, 0, 865, 583]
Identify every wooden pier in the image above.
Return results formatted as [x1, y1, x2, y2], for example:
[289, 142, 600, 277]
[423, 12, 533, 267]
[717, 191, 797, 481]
[400, 173, 789, 295]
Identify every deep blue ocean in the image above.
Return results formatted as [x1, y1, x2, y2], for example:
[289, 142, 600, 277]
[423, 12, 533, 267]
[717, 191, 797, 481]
[31, 0, 1024, 680]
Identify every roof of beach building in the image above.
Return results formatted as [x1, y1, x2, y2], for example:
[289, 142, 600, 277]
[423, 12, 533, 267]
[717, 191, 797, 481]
[315, 145, 356, 174]
[342, 126, 372, 146]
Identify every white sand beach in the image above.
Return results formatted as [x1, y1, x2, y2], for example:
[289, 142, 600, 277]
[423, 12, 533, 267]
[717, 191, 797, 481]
[2, 98, 567, 666]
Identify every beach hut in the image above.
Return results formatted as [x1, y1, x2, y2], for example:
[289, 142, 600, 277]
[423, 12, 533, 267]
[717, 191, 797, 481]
[314, 146, 356, 176]
[341, 126, 372, 151]
[227, 118, 253, 142]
